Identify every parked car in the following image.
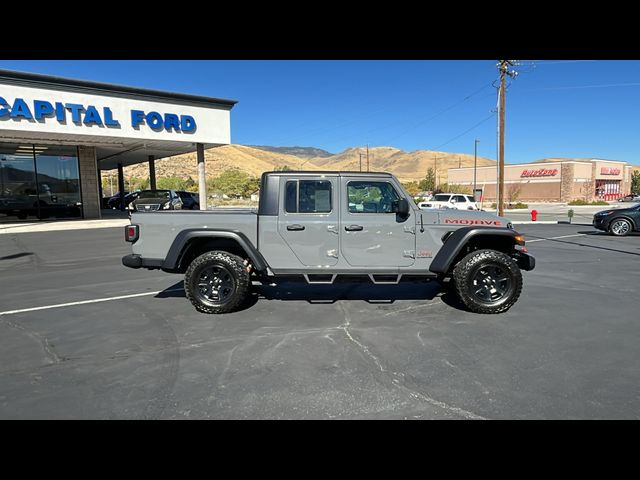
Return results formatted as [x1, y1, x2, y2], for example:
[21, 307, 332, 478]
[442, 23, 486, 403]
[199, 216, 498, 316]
[176, 191, 200, 210]
[617, 194, 640, 203]
[593, 203, 640, 236]
[419, 193, 479, 210]
[106, 192, 139, 210]
[130, 189, 182, 212]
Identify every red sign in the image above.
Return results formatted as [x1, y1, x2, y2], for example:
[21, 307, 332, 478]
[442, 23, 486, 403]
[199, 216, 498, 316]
[600, 167, 620, 175]
[521, 168, 558, 177]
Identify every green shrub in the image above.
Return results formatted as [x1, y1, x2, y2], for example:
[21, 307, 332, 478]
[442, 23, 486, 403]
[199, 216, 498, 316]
[511, 202, 529, 209]
[568, 199, 609, 206]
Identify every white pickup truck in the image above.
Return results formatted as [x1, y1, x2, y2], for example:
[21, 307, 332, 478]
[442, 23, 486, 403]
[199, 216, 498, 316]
[419, 193, 479, 210]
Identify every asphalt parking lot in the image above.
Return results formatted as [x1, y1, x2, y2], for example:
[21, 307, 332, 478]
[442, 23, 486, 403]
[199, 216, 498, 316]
[1, 223, 639, 419]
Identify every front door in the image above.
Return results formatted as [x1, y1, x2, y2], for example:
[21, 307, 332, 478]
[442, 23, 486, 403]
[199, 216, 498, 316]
[277, 176, 340, 267]
[340, 177, 416, 267]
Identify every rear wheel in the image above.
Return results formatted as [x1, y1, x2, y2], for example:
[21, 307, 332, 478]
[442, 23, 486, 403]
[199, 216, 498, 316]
[184, 251, 251, 314]
[452, 249, 523, 314]
[609, 218, 632, 236]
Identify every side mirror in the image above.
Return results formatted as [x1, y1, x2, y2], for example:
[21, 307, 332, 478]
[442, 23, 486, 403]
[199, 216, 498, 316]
[395, 198, 410, 218]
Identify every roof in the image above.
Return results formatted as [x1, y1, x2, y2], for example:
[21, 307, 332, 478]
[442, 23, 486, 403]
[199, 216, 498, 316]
[0, 69, 237, 110]
[262, 171, 393, 177]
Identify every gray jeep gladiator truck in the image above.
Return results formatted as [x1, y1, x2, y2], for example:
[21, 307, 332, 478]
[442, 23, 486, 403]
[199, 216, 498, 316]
[122, 171, 535, 314]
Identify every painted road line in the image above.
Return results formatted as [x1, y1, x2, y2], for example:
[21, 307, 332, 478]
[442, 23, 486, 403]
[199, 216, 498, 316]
[0, 288, 184, 316]
[527, 234, 587, 243]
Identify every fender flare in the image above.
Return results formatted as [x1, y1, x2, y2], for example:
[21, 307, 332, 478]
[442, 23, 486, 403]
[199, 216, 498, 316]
[162, 229, 269, 272]
[429, 227, 520, 274]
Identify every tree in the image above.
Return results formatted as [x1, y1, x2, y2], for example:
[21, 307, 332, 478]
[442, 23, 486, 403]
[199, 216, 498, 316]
[157, 176, 188, 191]
[632, 170, 640, 195]
[209, 169, 259, 198]
[435, 183, 471, 194]
[274, 165, 293, 171]
[418, 168, 436, 192]
[402, 181, 420, 196]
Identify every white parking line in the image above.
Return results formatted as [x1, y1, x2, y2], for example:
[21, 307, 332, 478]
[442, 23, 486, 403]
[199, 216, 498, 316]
[0, 288, 184, 316]
[527, 233, 587, 243]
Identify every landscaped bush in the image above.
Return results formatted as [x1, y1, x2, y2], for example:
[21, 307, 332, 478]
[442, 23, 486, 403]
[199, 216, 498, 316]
[489, 202, 528, 209]
[568, 199, 609, 206]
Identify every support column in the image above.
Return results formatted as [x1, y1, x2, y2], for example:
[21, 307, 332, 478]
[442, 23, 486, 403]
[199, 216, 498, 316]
[97, 168, 103, 208]
[148, 155, 156, 190]
[197, 143, 207, 210]
[117, 162, 126, 211]
[78, 146, 101, 219]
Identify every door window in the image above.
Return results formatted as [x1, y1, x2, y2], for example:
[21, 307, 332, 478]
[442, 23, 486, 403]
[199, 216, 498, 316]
[453, 195, 467, 203]
[347, 181, 400, 213]
[284, 180, 332, 213]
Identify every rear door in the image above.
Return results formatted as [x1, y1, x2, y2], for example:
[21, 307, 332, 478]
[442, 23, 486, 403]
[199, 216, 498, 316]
[340, 177, 416, 267]
[277, 176, 340, 267]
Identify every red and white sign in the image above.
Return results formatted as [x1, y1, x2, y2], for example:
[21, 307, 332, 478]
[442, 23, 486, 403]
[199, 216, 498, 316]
[600, 167, 621, 175]
[521, 168, 558, 177]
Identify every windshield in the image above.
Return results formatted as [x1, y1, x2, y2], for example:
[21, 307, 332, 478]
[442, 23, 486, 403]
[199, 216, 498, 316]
[434, 194, 451, 201]
[137, 190, 171, 200]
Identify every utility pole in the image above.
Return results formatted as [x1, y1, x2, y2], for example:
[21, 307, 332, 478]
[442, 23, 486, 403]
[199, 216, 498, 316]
[497, 60, 518, 216]
[359, 153, 365, 172]
[433, 155, 445, 190]
[474, 139, 480, 200]
[366, 144, 370, 172]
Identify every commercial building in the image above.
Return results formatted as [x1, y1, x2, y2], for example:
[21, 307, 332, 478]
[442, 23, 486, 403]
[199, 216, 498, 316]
[0, 69, 236, 223]
[448, 159, 634, 203]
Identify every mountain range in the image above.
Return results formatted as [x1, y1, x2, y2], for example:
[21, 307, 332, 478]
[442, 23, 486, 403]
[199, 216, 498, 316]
[120, 144, 498, 185]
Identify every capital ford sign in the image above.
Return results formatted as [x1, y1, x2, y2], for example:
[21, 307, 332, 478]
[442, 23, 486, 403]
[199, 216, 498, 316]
[600, 167, 621, 175]
[0, 96, 196, 133]
[521, 168, 558, 177]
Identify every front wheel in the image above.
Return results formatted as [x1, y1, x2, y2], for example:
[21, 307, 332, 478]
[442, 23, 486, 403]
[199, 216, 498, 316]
[452, 249, 523, 314]
[184, 251, 251, 314]
[609, 218, 632, 236]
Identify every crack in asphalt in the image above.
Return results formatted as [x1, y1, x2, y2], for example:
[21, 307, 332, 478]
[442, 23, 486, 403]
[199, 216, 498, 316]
[0, 317, 65, 365]
[336, 302, 487, 420]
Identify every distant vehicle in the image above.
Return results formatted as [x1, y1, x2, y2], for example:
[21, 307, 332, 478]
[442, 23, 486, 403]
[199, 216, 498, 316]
[593, 204, 640, 236]
[107, 192, 139, 210]
[617, 194, 640, 203]
[131, 189, 182, 212]
[419, 193, 479, 210]
[176, 191, 200, 210]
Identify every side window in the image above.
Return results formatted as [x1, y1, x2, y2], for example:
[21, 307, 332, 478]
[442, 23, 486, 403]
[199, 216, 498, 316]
[454, 195, 467, 203]
[285, 180, 332, 213]
[347, 181, 400, 214]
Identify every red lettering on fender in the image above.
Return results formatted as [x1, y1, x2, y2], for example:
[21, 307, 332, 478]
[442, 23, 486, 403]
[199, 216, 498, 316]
[444, 219, 502, 226]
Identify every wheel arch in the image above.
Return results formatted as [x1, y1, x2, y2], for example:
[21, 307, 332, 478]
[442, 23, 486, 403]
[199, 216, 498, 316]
[429, 227, 520, 275]
[162, 229, 269, 274]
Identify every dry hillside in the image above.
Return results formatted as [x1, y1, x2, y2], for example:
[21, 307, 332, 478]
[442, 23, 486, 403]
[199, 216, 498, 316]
[115, 144, 496, 184]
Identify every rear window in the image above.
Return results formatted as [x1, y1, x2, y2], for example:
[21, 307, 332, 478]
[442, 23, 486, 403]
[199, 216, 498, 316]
[434, 194, 452, 201]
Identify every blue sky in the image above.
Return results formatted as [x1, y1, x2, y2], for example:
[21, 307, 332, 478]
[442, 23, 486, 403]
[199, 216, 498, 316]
[1, 60, 640, 164]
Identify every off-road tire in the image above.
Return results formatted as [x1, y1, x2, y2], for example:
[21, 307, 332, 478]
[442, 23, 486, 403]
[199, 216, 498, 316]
[452, 249, 523, 314]
[609, 218, 632, 237]
[184, 251, 251, 314]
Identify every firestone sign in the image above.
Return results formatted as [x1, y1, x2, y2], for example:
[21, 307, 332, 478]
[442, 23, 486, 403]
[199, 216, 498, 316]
[600, 167, 621, 175]
[0, 95, 197, 133]
[521, 168, 559, 178]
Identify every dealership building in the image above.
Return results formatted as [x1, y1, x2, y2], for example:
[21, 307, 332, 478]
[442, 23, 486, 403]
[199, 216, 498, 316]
[0, 69, 236, 223]
[448, 159, 634, 203]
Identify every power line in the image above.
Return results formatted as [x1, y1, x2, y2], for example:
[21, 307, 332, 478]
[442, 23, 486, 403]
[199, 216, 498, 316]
[432, 112, 496, 150]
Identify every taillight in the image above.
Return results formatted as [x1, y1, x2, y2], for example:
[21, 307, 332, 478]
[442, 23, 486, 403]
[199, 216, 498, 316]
[125, 224, 139, 242]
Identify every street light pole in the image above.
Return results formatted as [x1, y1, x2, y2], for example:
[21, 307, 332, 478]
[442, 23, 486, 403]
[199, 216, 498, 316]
[473, 139, 480, 200]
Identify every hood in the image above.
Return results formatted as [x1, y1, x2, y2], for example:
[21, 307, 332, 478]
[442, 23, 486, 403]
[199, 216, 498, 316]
[436, 209, 512, 229]
[134, 197, 171, 204]
[595, 206, 636, 215]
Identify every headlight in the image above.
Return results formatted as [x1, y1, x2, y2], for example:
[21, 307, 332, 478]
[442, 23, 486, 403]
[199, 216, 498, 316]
[598, 211, 615, 216]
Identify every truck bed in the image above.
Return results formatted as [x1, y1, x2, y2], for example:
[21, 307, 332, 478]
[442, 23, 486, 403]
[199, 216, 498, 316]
[130, 209, 258, 260]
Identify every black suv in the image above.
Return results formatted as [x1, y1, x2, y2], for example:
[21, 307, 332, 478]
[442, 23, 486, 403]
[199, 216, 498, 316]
[176, 191, 200, 210]
[593, 204, 640, 236]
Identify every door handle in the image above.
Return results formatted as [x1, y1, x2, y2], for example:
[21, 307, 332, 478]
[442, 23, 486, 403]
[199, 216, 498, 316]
[344, 225, 364, 231]
[287, 224, 305, 231]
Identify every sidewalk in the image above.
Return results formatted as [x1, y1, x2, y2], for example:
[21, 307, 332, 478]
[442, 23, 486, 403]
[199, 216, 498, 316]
[0, 212, 130, 235]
